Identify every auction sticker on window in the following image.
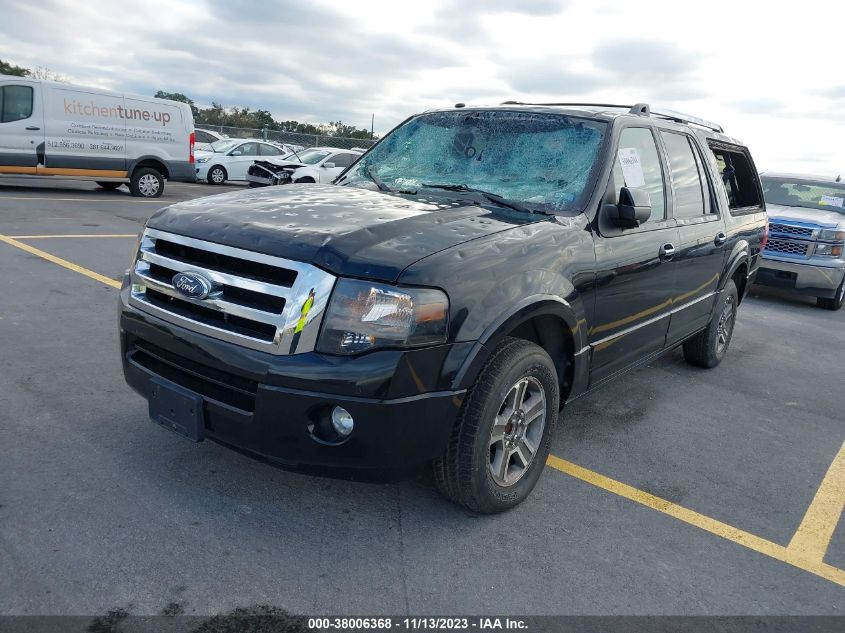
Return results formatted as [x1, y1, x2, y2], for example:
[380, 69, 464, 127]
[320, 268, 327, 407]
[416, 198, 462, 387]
[618, 148, 645, 188]
[819, 195, 844, 208]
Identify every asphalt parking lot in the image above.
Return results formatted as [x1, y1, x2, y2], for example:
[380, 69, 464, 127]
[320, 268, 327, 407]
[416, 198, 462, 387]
[0, 178, 842, 617]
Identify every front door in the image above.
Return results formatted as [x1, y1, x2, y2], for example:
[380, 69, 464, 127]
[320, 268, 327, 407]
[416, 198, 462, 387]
[590, 126, 679, 386]
[227, 141, 261, 180]
[0, 79, 43, 174]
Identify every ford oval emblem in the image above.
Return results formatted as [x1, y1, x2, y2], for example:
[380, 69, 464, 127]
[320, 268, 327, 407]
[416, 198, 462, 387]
[172, 272, 212, 299]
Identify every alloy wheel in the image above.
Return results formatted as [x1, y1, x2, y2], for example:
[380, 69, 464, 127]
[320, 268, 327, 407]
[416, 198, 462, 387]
[488, 376, 546, 487]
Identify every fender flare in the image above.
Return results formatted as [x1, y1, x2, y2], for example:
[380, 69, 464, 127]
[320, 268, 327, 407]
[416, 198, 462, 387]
[128, 156, 171, 179]
[719, 242, 751, 293]
[451, 294, 586, 391]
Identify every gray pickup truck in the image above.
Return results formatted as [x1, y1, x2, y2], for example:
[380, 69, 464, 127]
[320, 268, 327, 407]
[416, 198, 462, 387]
[756, 173, 845, 310]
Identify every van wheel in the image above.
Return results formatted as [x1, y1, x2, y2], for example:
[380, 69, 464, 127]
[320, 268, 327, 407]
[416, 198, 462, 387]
[96, 182, 122, 191]
[207, 166, 227, 185]
[683, 279, 738, 368]
[817, 280, 845, 311]
[129, 168, 164, 198]
[431, 337, 559, 513]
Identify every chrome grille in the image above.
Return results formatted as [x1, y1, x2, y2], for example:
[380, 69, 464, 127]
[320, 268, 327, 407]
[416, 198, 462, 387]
[128, 228, 336, 354]
[764, 238, 809, 257]
[768, 222, 814, 238]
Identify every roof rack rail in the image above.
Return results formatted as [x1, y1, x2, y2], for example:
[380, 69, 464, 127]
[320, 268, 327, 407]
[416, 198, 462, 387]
[498, 101, 724, 133]
[649, 107, 724, 133]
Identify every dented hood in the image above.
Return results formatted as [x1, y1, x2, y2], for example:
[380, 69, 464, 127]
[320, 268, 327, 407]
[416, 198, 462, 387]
[146, 184, 531, 281]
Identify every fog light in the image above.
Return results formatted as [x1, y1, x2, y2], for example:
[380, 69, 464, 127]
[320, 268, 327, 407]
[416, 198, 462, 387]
[331, 406, 354, 437]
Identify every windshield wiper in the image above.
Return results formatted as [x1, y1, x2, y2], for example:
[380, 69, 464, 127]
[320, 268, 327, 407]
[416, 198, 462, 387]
[361, 164, 394, 192]
[421, 183, 552, 215]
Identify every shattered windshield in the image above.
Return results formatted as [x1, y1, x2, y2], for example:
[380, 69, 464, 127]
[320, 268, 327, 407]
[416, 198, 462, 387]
[762, 177, 845, 215]
[341, 110, 607, 212]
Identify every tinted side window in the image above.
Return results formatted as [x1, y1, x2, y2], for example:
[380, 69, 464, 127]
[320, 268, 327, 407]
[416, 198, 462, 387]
[661, 131, 705, 218]
[195, 130, 213, 143]
[1, 85, 34, 123]
[260, 144, 282, 156]
[608, 127, 666, 222]
[329, 153, 356, 168]
[234, 142, 259, 156]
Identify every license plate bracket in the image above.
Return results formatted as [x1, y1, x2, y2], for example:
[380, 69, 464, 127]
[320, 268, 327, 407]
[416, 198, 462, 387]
[149, 378, 205, 442]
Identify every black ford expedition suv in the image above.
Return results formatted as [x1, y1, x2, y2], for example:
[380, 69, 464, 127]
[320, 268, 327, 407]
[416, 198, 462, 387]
[119, 102, 767, 513]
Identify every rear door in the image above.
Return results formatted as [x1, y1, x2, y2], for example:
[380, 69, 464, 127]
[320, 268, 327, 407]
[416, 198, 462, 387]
[590, 126, 680, 385]
[658, 129, 729, 345]
[0, 79, 43, 173]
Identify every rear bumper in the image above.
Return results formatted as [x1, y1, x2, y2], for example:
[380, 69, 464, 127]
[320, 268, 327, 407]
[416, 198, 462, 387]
[118, 287, 468, 477]
[167, 160, 196, 183]
[756, 257, 845, 298]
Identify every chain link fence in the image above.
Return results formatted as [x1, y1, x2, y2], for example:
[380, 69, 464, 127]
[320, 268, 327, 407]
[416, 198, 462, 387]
[197, 125, 376, 150]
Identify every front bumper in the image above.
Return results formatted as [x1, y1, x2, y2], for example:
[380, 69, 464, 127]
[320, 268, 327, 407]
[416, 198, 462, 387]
[756, 256, 845, 298]
[118, 287, 469, 477]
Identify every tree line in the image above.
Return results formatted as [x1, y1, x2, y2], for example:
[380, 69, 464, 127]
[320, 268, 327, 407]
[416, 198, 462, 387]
[0, 59, 374, 140]
[154, 91, 375, 140]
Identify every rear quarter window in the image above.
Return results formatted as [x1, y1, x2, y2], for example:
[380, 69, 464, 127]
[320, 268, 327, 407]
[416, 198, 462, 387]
[707, 141, 763, 214]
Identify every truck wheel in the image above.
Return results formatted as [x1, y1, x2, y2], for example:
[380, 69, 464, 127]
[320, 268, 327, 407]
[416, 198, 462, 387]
[96, 182, 121, 191]
[432, 337, 559, 513]
[683, 279, 739, 368]
[817, 280, 845, 311]
[129, 168, 164, 198]
[207, 166, 227, 185]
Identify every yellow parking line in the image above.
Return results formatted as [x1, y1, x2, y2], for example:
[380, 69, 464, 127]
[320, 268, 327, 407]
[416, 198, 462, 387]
[787, 442, 845, 563]
[546, 454, 845, 587]
[0, 234, 121, 289]
[10, 234, 136, 239]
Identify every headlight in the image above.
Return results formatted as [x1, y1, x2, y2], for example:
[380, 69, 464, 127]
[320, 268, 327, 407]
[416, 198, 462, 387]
[819, 229, 845, 241]
[196, 157, 210, 164]
[317, 279, 448, 355]
[815, 243, 843, 257]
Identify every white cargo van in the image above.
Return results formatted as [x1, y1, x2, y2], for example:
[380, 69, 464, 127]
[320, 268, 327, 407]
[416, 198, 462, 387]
[0, 75, 195, 197]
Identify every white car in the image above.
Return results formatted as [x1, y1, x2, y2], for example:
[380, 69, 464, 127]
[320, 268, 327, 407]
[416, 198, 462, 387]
[194, 128, 228, 152]
[245, 147, 364, 187]
[195, 139, 292, 184]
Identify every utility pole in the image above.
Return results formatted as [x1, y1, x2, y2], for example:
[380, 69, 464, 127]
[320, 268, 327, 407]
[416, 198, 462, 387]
[371, 114, 374, 140]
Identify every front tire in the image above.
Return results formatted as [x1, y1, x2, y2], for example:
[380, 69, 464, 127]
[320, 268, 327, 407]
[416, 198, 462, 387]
[683, 279, 738, 368]
[432, 337, 559, 514]
[207, 166, 227, 185]
[817, 279, 845, 311]
[129, 168, 164, 198]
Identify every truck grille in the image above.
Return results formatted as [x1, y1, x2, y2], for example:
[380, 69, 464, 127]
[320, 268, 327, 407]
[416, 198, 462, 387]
[768, 222, 814, 238]
[128, 228, 336, 354]
[764, 238, 809, 257]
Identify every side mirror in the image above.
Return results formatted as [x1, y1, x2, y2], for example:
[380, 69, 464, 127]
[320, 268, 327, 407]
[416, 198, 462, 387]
[322, 162, 335, 169]
[230, 150, 242, 156]
[608, 187, 652, 228]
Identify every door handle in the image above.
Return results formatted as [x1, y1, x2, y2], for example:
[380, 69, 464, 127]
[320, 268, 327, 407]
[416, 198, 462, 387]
[659, 243, 676, 261]
[714, 232, 727, 246]
[26, 126, 40, 131]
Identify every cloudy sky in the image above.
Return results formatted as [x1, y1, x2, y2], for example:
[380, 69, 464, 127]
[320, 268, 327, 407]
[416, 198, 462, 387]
[1, 0, 842, 174]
